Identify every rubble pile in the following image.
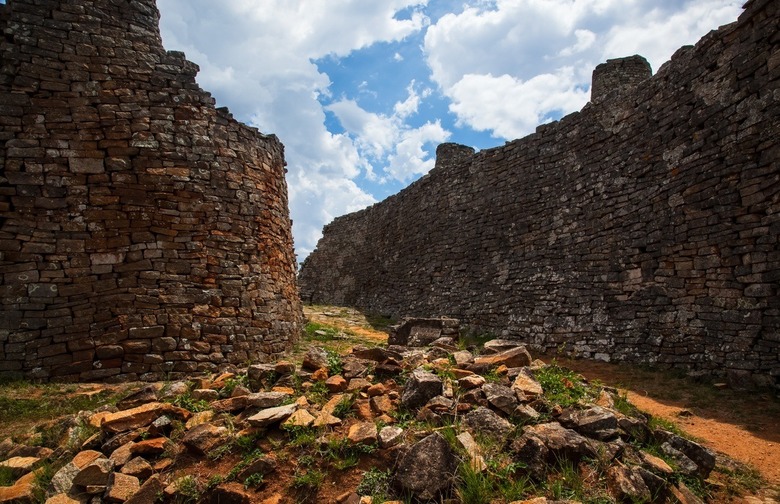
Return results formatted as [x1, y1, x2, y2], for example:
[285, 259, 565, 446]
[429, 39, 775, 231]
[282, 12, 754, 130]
[0, 335, 724, 503]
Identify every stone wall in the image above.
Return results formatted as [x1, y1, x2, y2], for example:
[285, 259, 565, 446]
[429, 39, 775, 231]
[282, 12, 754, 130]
[299, 0, 779, 388]
[0, 0, 303, 381]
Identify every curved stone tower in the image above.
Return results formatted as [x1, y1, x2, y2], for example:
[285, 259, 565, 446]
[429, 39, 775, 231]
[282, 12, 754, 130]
[0, 0, 303, 381]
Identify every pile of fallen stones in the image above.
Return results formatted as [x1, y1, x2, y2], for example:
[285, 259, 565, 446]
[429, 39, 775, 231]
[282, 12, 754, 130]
[0, 335, 718, 503]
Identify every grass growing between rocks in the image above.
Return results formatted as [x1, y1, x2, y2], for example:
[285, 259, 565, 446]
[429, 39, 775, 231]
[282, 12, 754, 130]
[534, 362, 598, 408]
[0, 380, 127, 440]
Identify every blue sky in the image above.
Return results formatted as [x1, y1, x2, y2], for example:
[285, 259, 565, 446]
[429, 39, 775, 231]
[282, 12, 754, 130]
[156, 0, 742, 262]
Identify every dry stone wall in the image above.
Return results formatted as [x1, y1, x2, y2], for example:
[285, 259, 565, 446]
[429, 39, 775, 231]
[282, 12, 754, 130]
[0, 0, 303, 381]
[300, 0, 779, 388]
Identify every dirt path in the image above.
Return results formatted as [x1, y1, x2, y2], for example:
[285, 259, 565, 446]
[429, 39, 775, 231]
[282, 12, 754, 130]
[546, 355, 780, 486]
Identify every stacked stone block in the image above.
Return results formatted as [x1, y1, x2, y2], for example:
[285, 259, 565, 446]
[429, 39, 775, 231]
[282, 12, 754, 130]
[0, 0, 303, 381]
[299, 0, 779, 388]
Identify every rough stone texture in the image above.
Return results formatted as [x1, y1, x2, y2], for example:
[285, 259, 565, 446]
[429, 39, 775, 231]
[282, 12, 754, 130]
[400, 368, 442, 410]
[606, 465, 652, 503]
[393, 433, 458, 501]
[463, 406, 513, 442]
[388, 317, 459, 346]
[246, 404, 297, 427]
[298, 1, 780, 389]
[0, 0, 303, 382]
[347, 421, 378, 445]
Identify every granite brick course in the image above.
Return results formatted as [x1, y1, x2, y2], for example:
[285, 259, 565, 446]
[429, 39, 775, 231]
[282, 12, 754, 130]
[0, 0, 303, 381]
[299, 0, 779, 389]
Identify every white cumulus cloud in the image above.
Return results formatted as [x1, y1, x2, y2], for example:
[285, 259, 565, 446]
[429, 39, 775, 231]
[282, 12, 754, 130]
[157, 0, 430, 259]
[423, 0, 742, 139]
[327, 80, 451, 183]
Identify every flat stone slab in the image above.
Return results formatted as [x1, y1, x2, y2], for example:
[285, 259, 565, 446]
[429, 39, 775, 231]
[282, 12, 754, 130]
[247, 404, 297, 428]
[99, 402, 191, 433]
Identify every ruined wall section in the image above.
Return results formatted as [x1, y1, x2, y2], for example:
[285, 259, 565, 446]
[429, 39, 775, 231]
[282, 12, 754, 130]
[0, 0, 303, 381]
[300, 0, 779, 387]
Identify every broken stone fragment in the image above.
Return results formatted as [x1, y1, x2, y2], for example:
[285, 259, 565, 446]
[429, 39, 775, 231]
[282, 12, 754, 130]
[378, 426, 403, 448]
[99, 402, 191, 433]
[208, 482, 252, 504]
[124, 474, 165, 504]
[247, 404, 297, 428]
[108, 441, 136, 467]
[347, 378, 372, 392]
[105, 472, 140, 502]
[186, 410, 215, 430]
[181, 424, 229, 455]
[158, 382, 189, 401]
[247, 364, 277, 390]
[341, 358, 370, 379]
[559, 406, 619, 440]
[669, 480, 706, 504]
[0, 471, 36, 503]
[458, 374, 486, 389]
[325, 375, 348, 392]
[348, 422, 378, 445]
[640, 450, 674, 475]
[655, 430, 715, 478]
[482, 382, 519, 415]
[618, 416, 651, 443]
[212, 391, 290, 412]
[129, 437, 166, 455]
[482, 339, 525, 354]
[452, 350, 473, 366]
[460, 388, 487, 407]
[319, 394, 344, 416]
[192, 388, 220, 402]
[0, 456, 40, 477]
[351, 346, 403, 362]
[463, 406, 513, 443]
[43, 494, 80, 504]
[522, 422, 596, 463]
[426, 347, 451, 361]
[302, 346, 330, 371]
[513, 404, 540, 422]
[369, 394, 395, 415]
[511, 369, 543, 398]
[470, 346, 532, 372]
[120, 457, 153, 479]
[457, 431, 487, 472]
[660, 442, 699, 477]
[311, 368, 329, 381]
[400, 368, 443, 410]
[116, 385, 158, 411]
[236, 455, 277, 481]
[393, 433, 458, 501]
[283, 409, 316, 428]
[148, 415, 173, 437]
[274, 360, 296, 375]
[606, 465, 652, 503]
[425, 395, 455, 414]
[312, 412, 342, 428]
[72, 457, 114, 487]
[353, 399, 374, 420]
[511, 432, 551, 480]
[367, 383, 386, 397]
[48, 450, 103, 496]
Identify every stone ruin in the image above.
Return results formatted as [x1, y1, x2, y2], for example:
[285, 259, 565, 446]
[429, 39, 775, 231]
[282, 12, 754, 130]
[0, 0, 303, 381]
[299, 0, 779, 389]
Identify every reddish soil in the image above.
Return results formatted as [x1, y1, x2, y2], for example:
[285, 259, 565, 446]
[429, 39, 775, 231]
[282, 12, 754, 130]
[546, 355, 780, 486]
